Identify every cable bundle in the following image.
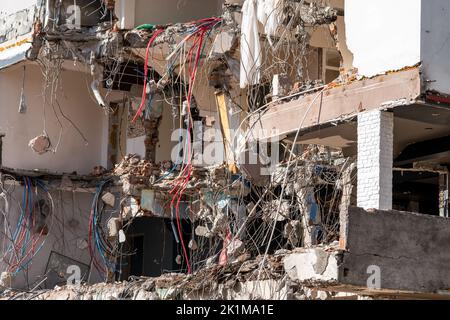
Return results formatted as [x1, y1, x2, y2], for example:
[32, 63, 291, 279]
[88, 180, 118, 277]
[168, 18, 222, 275]
[129, 18, 222, 274]
[2, 177, 53, 275]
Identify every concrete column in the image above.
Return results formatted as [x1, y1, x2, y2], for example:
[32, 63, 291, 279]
[357, 110, 393, 210]
[439, 173, 449, 218]
[115, 0, 136, 30]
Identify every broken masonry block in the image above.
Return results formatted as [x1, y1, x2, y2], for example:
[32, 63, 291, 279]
[107, 218, 122, 238]
[195, 225, 213, 238]
[101, 192, 116, 208]
[209, 31, 238, 60]
[272, 74, 292, 100]
[188, 239, 198, 251]
[0, 272, 12, 288]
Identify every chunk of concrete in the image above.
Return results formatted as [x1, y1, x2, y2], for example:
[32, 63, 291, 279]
[284, 249, 340, 283]
[209, 31, 238, 59]
[188, 239, 198, 251]
[107, 218, 121, 238]
[101, 192, 116, 208]
[0, 272, 12, 288]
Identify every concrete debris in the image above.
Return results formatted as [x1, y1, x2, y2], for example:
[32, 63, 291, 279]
[0, 272, 12, 289]
[114, 154, 159, 177]
[227, 239, 245, 259]
[188, 239, 198, 251]
[107, 218, 122, 238]
[272, 74, 292, 99]
[209, 30, 238, 60]
[195, 225, 213, 238]
[101, 192, 116, 207]
[262, 199, 292, 222]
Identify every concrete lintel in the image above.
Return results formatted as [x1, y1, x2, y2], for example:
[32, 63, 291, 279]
[253, 67, 421, 141]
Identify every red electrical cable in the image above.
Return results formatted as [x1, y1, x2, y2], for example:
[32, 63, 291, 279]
[166, 19, 221, 274]
[131, 28, 165, 124]
[170, 28, 208, 275]
[9, 226, 46, 272]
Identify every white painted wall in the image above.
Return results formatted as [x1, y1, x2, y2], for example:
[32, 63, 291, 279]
[0, 63, 108, 175]
[345, 0, 422, 77]
[0, 0, 38, 15]
[421, 0, 450, 94]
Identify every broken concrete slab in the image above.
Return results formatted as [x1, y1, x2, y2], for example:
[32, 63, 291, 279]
[339, 207, 450, 293]
[284, 248, 341, 283]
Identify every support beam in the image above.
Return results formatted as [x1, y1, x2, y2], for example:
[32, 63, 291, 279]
[357, 110, 393, 210]
[215, 91, 238, 174]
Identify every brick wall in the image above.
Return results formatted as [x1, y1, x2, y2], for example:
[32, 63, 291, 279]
[357, 110, 393, 210]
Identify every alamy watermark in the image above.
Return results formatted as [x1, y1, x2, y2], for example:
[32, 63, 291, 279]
[366, 265, 381, 289]
[66, 4, 81, 30]
[66, 265, 81, 287]
[170, 126, 281, 176]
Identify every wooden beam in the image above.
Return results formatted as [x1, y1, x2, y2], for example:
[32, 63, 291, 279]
[215, 91, 238, 174]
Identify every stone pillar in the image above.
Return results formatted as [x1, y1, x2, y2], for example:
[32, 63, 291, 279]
[357, 110, 393, 210]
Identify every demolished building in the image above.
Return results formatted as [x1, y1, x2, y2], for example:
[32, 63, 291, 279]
[0, 0, 449, 300]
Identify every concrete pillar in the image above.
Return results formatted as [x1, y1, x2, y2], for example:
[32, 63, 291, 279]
[357, 110, 393, 210]
[439, 173, 448, 218]
[115, 0, 136, 30]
